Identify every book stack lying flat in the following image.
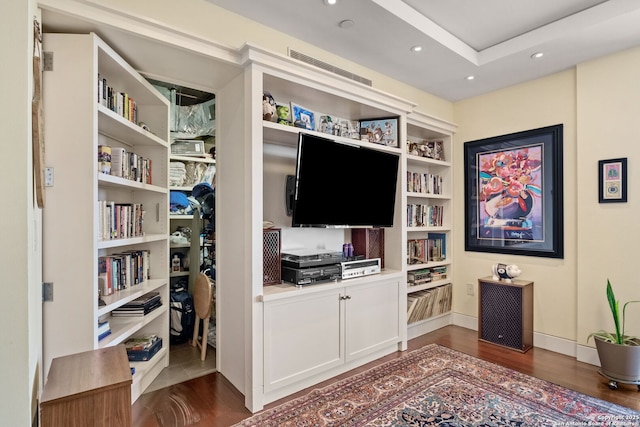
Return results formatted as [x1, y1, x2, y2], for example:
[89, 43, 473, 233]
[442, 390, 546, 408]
[124, 334, 162, 361]
[112, 291, 162, 317]
[97, 320, 111, 341]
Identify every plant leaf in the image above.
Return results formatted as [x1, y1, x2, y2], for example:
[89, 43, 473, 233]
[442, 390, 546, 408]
[606, 279, 623, 344]
[588, 330, 617, 343]
[622, 299, 640, 341]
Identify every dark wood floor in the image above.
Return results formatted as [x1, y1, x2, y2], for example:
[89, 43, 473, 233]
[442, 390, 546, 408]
[132, 325, 640, 426]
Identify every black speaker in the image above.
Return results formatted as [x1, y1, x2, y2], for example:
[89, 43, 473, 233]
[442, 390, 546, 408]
[478, 278, 533, 352]
[285, 175, 295, 217]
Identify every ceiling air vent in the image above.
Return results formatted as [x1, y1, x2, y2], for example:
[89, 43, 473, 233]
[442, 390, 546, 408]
[288, 49, 372, 87]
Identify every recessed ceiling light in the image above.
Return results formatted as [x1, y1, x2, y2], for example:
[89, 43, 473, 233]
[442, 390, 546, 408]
[339, 19, 354, 29]
[466, 75, 475, 81]
[531, 52, 544, 59]
[410, 45, 423, 52]
[324, 0, 337, 5]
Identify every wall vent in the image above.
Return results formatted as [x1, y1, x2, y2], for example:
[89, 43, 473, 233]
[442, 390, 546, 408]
[288, 49, 372, 87]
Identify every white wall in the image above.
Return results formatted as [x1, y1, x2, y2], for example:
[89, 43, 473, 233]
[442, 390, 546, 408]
[453, 47, 640, 359]
[453, 70, 578, 343]
[0, 0, 41, 425]
[576, 46, 640, 351]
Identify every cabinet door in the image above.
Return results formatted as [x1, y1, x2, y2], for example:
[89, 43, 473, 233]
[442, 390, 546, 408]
[345, 279, 400, 362]
[263, 288, 343, 392]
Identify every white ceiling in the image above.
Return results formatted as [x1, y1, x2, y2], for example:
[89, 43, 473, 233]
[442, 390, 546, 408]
[207, 0, 640, 101]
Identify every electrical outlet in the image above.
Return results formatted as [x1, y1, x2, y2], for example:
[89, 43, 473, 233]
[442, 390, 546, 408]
[466, 283, 474, 296]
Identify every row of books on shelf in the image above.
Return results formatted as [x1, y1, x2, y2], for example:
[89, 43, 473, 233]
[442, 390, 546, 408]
[407, 234, 446, 264]
[98, 250, 150, 296]
[407, 283, 452, 324]
[407, 171, 443, 195]
[111, 291, 162, 317]
[407, 266, 447, 287]
[98, 145, 153, 184]
[98, 201, 145, 241]
[98, 74, 138, 125]
[407, 204, 444, 227]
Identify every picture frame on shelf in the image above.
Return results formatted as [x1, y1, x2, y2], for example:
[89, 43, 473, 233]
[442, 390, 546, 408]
[315, 113, 339, 135]
[290, 103, 315, 131]
[359, 117, 399, 147]
[409, 140, 445, 161]
[340, 118, 361, 140]
[598, 157, 627, 203]
[463, 124, 564, 259]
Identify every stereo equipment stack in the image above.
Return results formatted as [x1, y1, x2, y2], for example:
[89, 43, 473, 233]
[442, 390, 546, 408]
[281, 249, 382, 286]
[281, 249, 343, 286]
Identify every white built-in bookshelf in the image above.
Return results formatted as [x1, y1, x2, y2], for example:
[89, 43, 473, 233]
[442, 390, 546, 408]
[405, 111, 456, 339]
[42, 32, 170, 402]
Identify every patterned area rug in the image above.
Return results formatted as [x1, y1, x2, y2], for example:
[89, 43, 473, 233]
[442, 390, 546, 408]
[234, 344, 640, 426]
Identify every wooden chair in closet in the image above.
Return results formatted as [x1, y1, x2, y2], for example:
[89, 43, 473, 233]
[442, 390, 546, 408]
[192, 272, 213, 361]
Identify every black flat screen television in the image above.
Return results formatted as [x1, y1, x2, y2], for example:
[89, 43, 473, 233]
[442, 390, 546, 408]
[292, 133, 399, 227]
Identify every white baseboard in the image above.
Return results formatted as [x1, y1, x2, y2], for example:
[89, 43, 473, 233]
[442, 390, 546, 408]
[451, 313, 476, 331]
[451, 313, 598, 366]
[577, 344, 600, 366]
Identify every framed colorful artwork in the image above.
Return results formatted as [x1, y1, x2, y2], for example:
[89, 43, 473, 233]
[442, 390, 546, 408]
[290, 103, 315, 131]
[598, 158, 627, 203]
[464, 124, 564, 258]
[358, 117, 399, 147]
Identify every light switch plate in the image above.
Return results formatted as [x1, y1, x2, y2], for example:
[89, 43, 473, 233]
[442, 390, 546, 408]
[45, 167, 54, 187]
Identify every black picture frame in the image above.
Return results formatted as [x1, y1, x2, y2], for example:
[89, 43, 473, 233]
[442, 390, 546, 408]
[598, 158, 627, 203]
[464, 124, 564, 258]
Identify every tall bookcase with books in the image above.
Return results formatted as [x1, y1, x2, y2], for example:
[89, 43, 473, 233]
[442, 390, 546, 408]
[405, 111, 456, 339]
[42, 32, 170, 402]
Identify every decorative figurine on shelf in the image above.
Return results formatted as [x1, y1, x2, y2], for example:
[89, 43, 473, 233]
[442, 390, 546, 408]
[263, 91, 277, 122]
[491, 263, 521, 283]
[276, 104, 292, 126]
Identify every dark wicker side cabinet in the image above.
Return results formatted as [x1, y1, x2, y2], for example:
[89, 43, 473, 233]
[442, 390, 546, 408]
[478, 276, 533, 353]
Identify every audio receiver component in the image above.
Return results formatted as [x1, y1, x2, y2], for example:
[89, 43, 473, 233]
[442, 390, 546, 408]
[282, 264, 342, 286]
[341, 258, 381, 280]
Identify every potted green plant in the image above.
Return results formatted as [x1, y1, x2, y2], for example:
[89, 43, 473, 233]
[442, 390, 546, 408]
[588, 279, 640, 389]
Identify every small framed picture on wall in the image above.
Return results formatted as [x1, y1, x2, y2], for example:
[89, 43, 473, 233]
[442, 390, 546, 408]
[598, 157, 627, 203]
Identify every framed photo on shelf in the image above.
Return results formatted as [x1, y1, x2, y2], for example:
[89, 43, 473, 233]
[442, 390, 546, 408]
[409, 140, 445, 161]
[340, 118, 360, 139]
[598, 157, 627, 203]
[290, 103, 315, 131]
[463, 124, 564, 258]
[315, 113, 338, 135]
[359, 117, 399, 147]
